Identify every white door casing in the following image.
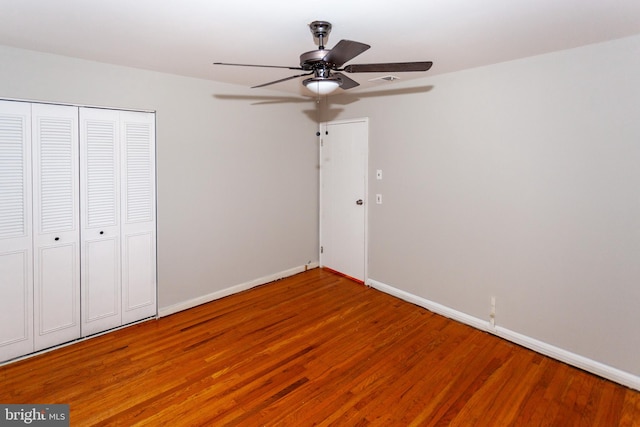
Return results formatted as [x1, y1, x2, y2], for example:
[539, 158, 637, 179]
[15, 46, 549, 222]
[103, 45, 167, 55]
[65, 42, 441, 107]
[319, 118, 368, 282]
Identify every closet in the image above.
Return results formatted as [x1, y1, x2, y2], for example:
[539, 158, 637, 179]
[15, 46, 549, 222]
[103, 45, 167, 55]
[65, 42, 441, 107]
[0, 100, 156, 362]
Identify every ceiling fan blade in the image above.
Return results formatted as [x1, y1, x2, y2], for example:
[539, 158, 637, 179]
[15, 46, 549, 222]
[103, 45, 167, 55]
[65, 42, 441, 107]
[333, 73, 360, 90]
[251, 72, 314, 89]
[343, 61, 433, 73]
[214, 62, 303, 71]
[322, 40, 371, 67]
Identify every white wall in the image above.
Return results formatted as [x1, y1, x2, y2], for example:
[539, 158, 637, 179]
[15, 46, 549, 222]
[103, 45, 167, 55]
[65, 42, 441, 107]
[330, 35, 640, 379]
[0, 45, 319, 311]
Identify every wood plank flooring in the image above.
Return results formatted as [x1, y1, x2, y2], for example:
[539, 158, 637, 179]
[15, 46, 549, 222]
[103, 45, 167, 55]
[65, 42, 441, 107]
[1, 268, 639, 426]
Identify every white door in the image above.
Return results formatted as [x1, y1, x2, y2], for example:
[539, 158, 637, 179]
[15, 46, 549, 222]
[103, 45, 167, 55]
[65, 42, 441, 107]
[320, 118, 368, 282]
[120, 111, 157, 324]
[80, 107, 122, 336]
[0, 100, 34, 361]
[32, 103, 81, 350]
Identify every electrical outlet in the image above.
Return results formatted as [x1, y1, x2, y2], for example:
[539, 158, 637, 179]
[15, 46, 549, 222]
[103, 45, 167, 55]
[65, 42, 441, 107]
[376, 169, 383, 180]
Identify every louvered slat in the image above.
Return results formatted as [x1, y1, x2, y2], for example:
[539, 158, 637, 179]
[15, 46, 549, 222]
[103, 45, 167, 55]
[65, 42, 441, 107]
[38, 118, 75, 233]
[85, 121, 117, 228]
[125, 123, 153, 223]
[0, 116, 27, 238]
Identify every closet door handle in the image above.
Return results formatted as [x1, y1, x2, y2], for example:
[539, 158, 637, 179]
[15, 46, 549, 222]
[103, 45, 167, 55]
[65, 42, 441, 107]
[54, 237, 60, 241]
[99, 231, 104, 235]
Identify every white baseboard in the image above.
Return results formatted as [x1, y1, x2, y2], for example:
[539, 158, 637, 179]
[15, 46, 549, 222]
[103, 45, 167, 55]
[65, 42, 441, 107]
[158, 262, 319, 317]
[368, 279, 490, 332]
[367, 278, 640, 392]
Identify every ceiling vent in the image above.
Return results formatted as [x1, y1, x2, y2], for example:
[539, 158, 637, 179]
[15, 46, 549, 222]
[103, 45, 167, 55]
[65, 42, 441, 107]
[368, 75, 401, 83]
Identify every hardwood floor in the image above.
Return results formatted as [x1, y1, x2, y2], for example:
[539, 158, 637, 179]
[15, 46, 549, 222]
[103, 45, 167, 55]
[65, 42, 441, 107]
[1, 268, 639, 426]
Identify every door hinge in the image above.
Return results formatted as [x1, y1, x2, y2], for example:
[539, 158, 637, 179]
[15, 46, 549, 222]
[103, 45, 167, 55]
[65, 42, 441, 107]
[320, 246, 324, 254]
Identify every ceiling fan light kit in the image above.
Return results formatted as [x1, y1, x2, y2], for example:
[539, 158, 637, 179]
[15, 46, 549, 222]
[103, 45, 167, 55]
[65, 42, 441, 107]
[303, 77, 341, 95]
[214, 20, 433, 95]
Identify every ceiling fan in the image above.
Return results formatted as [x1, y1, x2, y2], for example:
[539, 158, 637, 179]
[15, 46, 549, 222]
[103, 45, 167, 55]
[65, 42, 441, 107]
[214, 21, 433, 95]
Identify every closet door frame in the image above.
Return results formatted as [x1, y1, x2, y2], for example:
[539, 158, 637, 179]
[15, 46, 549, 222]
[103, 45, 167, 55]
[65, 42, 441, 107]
[0, 99, 157, 362]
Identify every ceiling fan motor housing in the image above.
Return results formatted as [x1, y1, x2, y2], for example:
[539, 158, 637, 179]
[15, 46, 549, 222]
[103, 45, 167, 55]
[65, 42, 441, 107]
[300, 50, 333, 70]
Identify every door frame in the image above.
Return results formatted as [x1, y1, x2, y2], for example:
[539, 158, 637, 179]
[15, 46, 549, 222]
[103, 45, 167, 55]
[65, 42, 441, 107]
[319, 117, 369, 283]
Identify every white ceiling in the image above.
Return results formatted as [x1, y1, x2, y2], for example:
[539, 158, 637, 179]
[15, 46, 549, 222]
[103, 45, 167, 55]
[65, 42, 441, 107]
[1, 0, 640, 97]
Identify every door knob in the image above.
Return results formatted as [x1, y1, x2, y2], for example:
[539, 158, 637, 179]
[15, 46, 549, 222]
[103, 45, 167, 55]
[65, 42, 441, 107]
[356, 199, 364, 205]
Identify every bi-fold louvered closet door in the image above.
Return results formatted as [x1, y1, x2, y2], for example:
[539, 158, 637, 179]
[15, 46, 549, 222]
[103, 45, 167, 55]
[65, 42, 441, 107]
[0, 100, 156, 362]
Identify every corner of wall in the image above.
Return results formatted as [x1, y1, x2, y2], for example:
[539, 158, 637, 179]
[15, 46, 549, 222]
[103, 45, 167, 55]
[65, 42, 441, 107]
[158, 262, 320, 317]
